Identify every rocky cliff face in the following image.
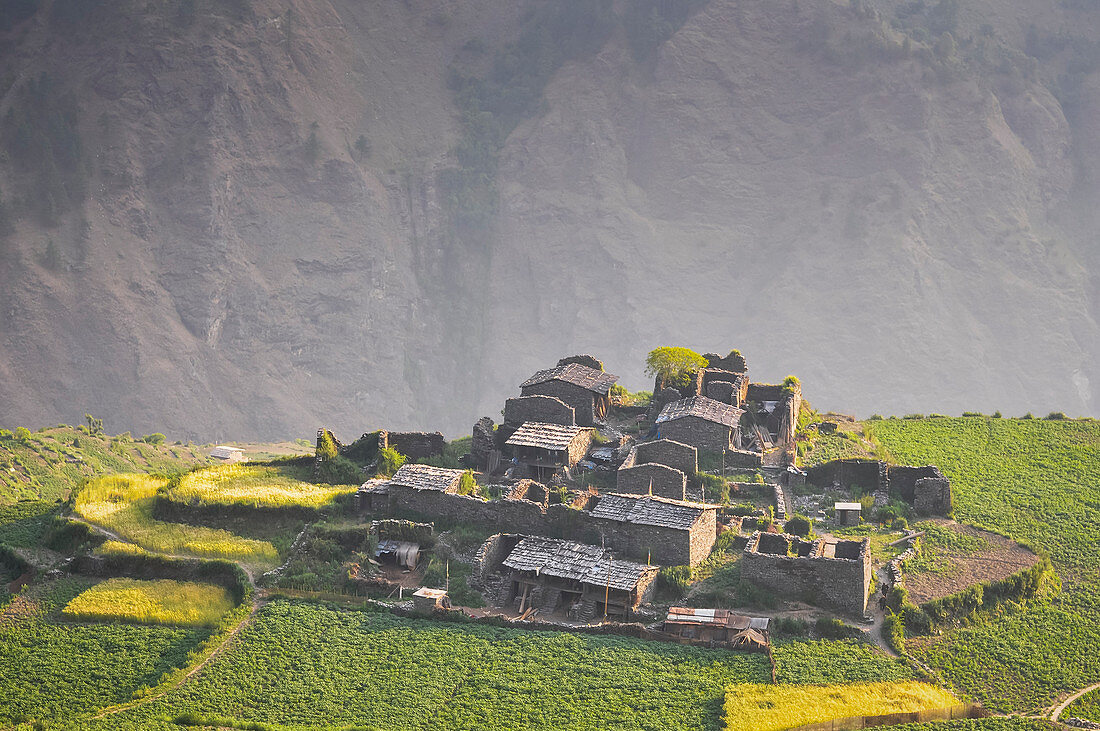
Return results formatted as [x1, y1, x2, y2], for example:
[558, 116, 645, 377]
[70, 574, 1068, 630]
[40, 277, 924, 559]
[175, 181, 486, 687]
[0, 0, 1097, 440]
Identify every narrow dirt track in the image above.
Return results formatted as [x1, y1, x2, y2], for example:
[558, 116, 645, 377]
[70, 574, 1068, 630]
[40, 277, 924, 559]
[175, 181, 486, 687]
[1051, 682, 1100, 721]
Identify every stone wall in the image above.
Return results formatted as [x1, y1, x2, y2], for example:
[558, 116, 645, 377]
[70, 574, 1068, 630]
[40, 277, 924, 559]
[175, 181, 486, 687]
[521, 380, 597, 425]
[616, 463, 686, 501]
[887, 465, 944, 502]
[704, 351, 748, 373]
[503, 395, 576, 426]
[471, 417, 496, 470]
[725, 448, 764, 469]
[367, 482, 713, 567]
[657, 416, 734, 453]
[380, 431, 445, 461]
[567, 430, 595, 466]
[706, 380, 736, 404]
[740, 533, 871, 616]
[806, 459, 887, 491]
[635, 439, 698, 476]
[914, 477, 952, 515]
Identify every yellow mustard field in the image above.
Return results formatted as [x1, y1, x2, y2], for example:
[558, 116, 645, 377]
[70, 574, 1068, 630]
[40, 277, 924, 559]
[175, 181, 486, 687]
[170, 463, 356, 509]
[62, 578, 235, 627]
[74, 474, 279, 567]
[723, 681, 959, 731]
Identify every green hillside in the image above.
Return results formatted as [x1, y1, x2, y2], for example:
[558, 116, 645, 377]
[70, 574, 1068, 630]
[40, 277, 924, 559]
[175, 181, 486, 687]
[869, 416, 1100, 713]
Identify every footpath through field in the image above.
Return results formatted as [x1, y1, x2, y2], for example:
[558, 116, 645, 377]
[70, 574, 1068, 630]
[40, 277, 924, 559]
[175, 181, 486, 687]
[1050, 682, 1100, 722]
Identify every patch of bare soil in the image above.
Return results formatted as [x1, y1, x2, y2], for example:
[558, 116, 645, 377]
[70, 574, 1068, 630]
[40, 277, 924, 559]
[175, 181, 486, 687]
[905, 522, 1039, 604]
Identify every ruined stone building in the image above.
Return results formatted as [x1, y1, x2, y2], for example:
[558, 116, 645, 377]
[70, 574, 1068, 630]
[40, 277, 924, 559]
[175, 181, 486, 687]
[505, 422, 594, 481]
[805, 459, 953, 516]
[699, 369, 750, 407]
[617, 439, 699, 501]
[740, 532, 872, 615]
[503, 395, 576, 427]
[655, 396, 744, 453]
[589, 493, 717, 566]
[519, 363, 618, 426]
[475, 534, 658, 620]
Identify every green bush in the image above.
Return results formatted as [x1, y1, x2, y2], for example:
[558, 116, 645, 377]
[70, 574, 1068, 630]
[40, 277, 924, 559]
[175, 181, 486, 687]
[0, 429, 12, 440]
[142, 433, 166, 445]
[814, 617, 852, 639]
[882, 611, 905, 653]
[14, 427, 31, 442]
[658, 565, 692, 597]
[784, 514, 812, 537]
[644, 346, 707, 391]
[457, 471, 478, 496]
[377, 447, 406, 477]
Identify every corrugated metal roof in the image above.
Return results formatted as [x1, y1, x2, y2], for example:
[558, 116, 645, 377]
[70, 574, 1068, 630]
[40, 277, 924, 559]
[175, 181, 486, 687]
[520, 363, 618, 395]
[505, 422, 589, 450]
[389, 464, 464, 492]
[590, 493, 712, 531]
[666, 607, 769, 630]
[501, 536, 656, 591]
[656, 396, 744, 428]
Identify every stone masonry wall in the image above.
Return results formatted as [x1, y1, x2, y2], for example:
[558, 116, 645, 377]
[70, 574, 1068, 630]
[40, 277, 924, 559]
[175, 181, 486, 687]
[371, 483, 713, 566]
[616, 463, 686, 501]
[657, 416, 734, 453]
[914, 477, 952, 515]
[740, 533, 871, 616]
[887, 465, 944, 502]
[635, 439, 698, 476]
[503, 395, 576, 426]
[521, 381, 597, 425]
[381, 431, 445, 461]
[806, 459, 887, 491]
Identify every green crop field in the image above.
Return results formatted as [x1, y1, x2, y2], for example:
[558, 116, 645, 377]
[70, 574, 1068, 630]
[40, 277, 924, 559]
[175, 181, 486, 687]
[1065, 686, 1100, 720]
[0, 578, 208, 727]
[167, 462, 356, 510]
[72, 600, 772, 730]
[869, 417, 1100, 713]
[772, 639, 914, 684]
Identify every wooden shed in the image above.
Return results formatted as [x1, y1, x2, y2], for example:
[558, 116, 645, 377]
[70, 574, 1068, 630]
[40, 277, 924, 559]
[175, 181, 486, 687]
[835, 501, 862, 526]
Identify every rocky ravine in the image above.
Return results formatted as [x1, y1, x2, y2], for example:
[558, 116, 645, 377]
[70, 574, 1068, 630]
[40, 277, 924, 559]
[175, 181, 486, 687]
[0, 0, 1097, 441]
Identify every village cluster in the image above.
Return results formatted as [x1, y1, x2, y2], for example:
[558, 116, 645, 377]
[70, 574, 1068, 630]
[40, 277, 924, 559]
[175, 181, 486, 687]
[325, 351, 953, 648]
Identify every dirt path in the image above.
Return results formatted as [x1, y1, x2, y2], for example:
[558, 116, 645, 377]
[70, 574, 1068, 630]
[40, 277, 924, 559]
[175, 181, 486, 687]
[1051, 682, 1100, 721]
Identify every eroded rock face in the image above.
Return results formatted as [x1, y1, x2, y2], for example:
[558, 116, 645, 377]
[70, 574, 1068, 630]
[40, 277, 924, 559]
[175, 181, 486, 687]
[0, 0, 1098, 441]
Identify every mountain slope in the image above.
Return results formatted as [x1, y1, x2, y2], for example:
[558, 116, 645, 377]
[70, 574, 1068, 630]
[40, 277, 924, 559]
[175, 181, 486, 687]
[0, 0, 1097, 440]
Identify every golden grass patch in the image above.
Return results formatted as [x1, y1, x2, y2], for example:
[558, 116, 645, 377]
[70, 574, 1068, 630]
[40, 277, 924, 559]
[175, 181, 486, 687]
[62, 578, 235, 627]
[75, 474, 278, 568]
[723, 681, 960, 731]
[170, 463, 356, 509]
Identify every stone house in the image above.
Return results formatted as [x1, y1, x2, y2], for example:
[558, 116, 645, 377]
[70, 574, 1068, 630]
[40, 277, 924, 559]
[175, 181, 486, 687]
[482, 534, 657, 620]
[655, 396, 744, 453]
[740, 532, 872, 615]
[505, 421, 594, 481]
[588, 493, 717, 566]
[519, 363, 618, 426]
[617, 439, 699, 501]
[699, 369, 749, 407]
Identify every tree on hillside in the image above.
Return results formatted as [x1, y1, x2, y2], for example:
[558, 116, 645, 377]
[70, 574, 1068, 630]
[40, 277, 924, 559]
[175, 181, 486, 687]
[644, 347, 707, 391]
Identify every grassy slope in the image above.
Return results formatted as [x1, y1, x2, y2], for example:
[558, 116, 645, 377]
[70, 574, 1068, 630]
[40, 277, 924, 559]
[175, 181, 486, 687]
[0, 427, 207, 505]
[869, 417, 1100, 713]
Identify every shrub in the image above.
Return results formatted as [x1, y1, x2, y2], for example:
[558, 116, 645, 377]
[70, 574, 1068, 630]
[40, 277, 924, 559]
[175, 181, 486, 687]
[457, 470, 478, 496]
[315, 430, 339, 461]
[142, 433, 167, 445]
[377, 447, 406, 477]
[815, 617, 852, 639]
[892, 517, 909, 530]
[882, 611, 905, 653]
[658, 565, 692, 597]
[14, 426, 31, 441]
[0, 429, 12, 440]
[785, 514, 812, 537]
[1045, 412, 1068, 420]
[900, 604, 932, 634]
[316, 455, 361, 486]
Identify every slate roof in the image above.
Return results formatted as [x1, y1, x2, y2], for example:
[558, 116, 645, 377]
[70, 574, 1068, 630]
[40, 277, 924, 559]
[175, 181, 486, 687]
[589, 493, 714, 531]
[389, 464, 464, 492]
[502, 536, 656, 591]
[520, 363, 618, 395]
[505, 422, 589, 451]
[656, 396, 744, 428]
